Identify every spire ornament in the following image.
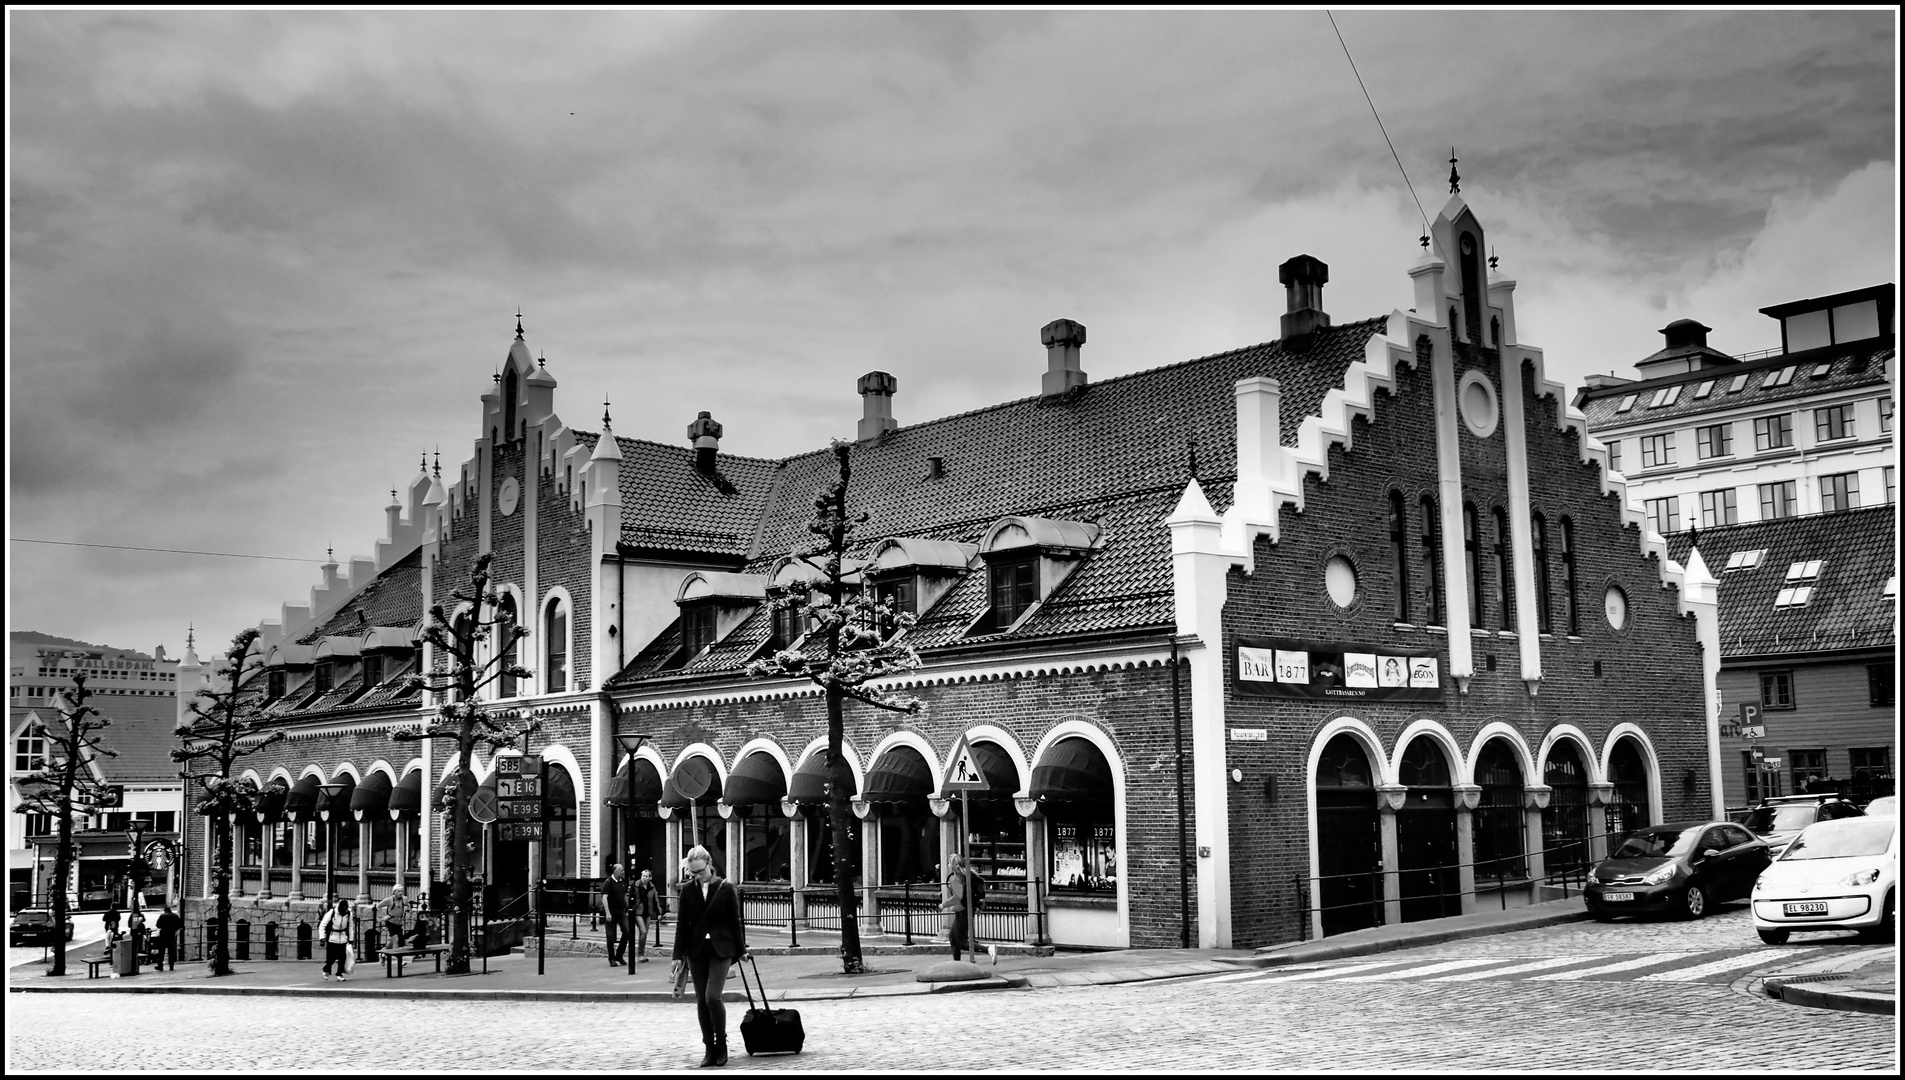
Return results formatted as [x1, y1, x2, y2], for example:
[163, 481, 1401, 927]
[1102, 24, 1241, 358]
[1488, 246, 1499, 272]
[1448, 148, 1460, 195]
[603, 396, 613, 430]
[515, 308, 525, 341]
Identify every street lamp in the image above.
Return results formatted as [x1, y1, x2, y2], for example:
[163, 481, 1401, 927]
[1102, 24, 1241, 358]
[318, 782, 349, 907]
[612, 732, 650, 976]
[125, 818, 149, 909]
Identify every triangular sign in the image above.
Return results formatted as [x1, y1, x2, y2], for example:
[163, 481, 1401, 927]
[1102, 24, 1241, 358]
[942, 733, 989, 792]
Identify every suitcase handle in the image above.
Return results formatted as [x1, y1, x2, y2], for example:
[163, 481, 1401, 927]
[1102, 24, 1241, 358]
[735, 953, 767, 1010]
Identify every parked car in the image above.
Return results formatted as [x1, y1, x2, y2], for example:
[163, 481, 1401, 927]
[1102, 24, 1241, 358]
[1750, 816, 1897, 945]
[1739, 795, 1863, 859]
[8, 908, 75, 947]
[1861, 795, 1898, 818]
[1585, 821, 1772, 921]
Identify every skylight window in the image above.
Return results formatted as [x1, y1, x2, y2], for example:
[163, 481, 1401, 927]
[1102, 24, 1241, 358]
[1727, 374, 1749, 393]
[1773, 586, 1814, 608]
[1810, 362, 1834, 378]
[1723, 549, 1766, 572]
[1650, 385, 1681, 408]
[1885, 576, 1897, 598]
[1763, 366, 1796, 388]
[1785, 559, 1824, 581]
[1692, 380, 1715, 400]
[1615, 393, 1638, 413]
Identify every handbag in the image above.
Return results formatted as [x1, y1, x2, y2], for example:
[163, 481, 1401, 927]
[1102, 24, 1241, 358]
[344, 942, 356, 974]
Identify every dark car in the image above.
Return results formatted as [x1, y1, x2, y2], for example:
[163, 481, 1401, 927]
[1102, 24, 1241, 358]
[1740, 796, 1864, 859]
[9, 908, 75, 947]
[1584, 821, 1772, 921]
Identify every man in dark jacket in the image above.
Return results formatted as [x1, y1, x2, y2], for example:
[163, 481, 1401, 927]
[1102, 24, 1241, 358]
[601, 864, 629, 965]
[670, 845, 748, 1067]
[632, 868, 662, 962]
[155, 903, 183, 971]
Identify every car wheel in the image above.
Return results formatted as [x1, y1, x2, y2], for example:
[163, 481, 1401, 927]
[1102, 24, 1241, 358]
[1682, 884, 1708, 920]
[1859, 891, 1895, 944]
[1592, 912, 1615, 923]
[1757, 927, 1790, 945]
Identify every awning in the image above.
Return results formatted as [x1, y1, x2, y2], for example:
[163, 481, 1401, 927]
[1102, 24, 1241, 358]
[788, 754, 859, 806]
[284, 774, 323, 821]
[864, 745, 933, 805]
[388, 770, 424, 818]
[317, 776, 356, 821]
[254, 778, 290, 822]
[660, 757, 721, 809]
[958, 741, 1019, 800]
[721, 753, 787, 809]
[1029, 738, 1114, 809]
[604, 757, 664, 806]
[349, 771, 393, 819]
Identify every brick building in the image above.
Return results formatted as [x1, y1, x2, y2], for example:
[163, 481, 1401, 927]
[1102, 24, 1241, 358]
[180, 190, 1722, 950]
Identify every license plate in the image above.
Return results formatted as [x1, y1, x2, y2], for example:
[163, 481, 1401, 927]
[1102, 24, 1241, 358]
[1602, 892, 1634, 902]
[1783, 901, 1828, 916]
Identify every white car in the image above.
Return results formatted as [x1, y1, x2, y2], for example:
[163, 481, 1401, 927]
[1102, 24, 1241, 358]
[1750, 817, 1897, 945]
[1863, 795, 1898, 818]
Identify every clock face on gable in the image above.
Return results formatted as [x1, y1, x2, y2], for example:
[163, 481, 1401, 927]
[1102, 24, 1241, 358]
[498, 477, 521, 517]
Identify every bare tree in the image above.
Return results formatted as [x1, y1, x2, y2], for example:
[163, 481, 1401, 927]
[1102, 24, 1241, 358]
[745, 439, 922, 973]
[393, 550, 537, 976]
[13, 668, 120, 977]
[171, 628, 287, 976]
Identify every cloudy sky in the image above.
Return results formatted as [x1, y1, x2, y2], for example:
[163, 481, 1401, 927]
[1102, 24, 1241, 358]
[7, 8, 1897, 661]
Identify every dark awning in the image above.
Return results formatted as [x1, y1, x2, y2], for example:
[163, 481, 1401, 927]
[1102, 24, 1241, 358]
[349, 771, 393, 819]
[864, 745, 933, 805]
[788, 754, 859, 806]
[284, 774, 323, 821]
[960, 741, 1019, 800]
[660, 756, 721, 809]
[1029, 738, 1114, 808]
[254, 778, 290, 822]
[317, 776, 356, 821]
[721, 753, 788, 809]
[604, 757, 664, 806]
[389, 770, 424, 818]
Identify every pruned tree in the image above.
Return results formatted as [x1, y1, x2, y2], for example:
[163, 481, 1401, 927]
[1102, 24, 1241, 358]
[745, 439, 922, 974]
[393, 550, 537, 976]
[13, 668, 119, 977]
[172, 628, 286, 976]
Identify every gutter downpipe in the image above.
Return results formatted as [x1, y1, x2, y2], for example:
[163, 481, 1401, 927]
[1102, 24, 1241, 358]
[1173, 636, 1190, 949]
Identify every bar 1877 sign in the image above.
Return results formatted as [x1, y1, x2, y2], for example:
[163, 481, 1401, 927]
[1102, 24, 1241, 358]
[1235, 636, 1443, 703]
[495, 754, 546, 842]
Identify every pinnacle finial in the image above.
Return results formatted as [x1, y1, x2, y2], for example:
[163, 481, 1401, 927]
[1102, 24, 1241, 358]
[420, 450, 429, 474]
[603, 396, 613, 430]
[515, 308, 525, 340]
[1488, 246, 1499, 272]
[186, 624, 195, 650]
[433, 448, 441, 478]
[1420, 231, 1430, 250]
[327, 546, 335, 562]
[391, 487, 399, 502]
[1448, 148, 1460, 195]
[493, 369, 502, 384]
[538, 352, 546, 368]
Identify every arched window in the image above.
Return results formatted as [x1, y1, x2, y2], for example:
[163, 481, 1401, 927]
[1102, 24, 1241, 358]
[1559, 516, 1579, 636]
[1542, 743, 1589, 876]
[1491, 508, 1515, 631]
[544, 596, 569, 694]
[1459, 232, 1484, 345]
[1463, 503, 1482, 624]
[504, 369, 518, 442]
[1419, 495, 1444, 626]
[1474, 741, 1526, 879]
[498, 592, 520, 698]
[541, 762, 577, 879]
[1531, 514, 1553, 633]
[1389, 493, 1411, 623]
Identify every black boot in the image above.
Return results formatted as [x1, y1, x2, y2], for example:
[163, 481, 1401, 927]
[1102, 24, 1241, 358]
[712, 1036, 729, 1067]
[698, 1042, 715, 1068]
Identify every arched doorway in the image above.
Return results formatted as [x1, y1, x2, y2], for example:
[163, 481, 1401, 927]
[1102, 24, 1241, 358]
[1031, 738, 1117, 895]
[1315, 734, 1381, 936]
[1473, 740, 1527, 883]
[1396, 738, 1457, 922]
[1607, 740, 1651, 843]
[1542, 742, 1591, 881]
[605, 756, 665, 882]
[539, 762, 577, 879]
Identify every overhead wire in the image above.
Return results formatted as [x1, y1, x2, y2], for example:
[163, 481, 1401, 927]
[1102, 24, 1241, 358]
[1326, 10, 1429, 237]
[10, 538, 324, 564]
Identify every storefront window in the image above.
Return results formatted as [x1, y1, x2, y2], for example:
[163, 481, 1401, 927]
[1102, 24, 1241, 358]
[301, 819, 325, 869]
[336, 819, 361, 870]
[742, 806, 792, 882]
[1050, 819, 1116, 893]
[961, 799, 1022, 882]
[240, 819, 263, 868]
[403, 816, 422, 871]
[370, 816, 398, 869]
[804, 807, 862, 885]
[879, 810, 937, 884]
[271, 822, 295, 868]
[540, 763, 577, 879]
[1032, 738, 1116, 894]
[1473, 741, 1526, 879]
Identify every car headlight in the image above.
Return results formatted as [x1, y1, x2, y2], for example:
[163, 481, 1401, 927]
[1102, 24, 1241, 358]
[1641, 864, 1678, 886]
[1839, 868, 1881, 887]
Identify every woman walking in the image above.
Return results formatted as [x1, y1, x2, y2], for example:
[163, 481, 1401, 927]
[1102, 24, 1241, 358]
[669, 845, 748, 1067]
[317, 899, 355, 982]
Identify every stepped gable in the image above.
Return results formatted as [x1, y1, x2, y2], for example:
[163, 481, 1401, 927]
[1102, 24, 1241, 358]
[1577, 341, 1894, 428]
[1667, 504, 1897, 658]
[296, 548, 424, 646]
[575, 430, 781, 557]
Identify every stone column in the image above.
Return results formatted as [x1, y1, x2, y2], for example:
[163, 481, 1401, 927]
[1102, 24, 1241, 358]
[1523, 785, 1552, 899]
[782, 798, 807, 929]
[258, 816, 275, 899]
[1587, 783, 1616, 864]
[716, 802, 740, 882]
[395, 814, 410, 895]
[658, 806, 681, 913]
[1452, 785, 1481, 915]
[1015, 798, 1048, 945]
[1376, 785, 1407, 926]
[853, 799, 878, 930]
[287, 819, 305, 902]
[930, 798, 957, 941]
[356, 820, 371, 900]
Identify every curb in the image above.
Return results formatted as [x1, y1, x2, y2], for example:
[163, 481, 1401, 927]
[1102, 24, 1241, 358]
[1763, 977, 1895, 1016]
[6, 972, 1022, 1004]
[1238, 907, 1595, 969]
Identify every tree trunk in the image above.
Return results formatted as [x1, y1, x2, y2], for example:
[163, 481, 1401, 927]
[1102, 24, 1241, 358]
[47, 805, 73, 977]
[446, 728, 475, 974]
[826, 682, 865, 973]
[211, 813, 233, 976]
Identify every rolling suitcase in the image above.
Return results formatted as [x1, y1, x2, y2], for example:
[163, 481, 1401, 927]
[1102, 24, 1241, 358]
[736, 955, 805, 1056]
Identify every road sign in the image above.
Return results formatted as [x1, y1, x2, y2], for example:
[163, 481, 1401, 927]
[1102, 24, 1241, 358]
[1738, 702, 1763, 731]
[1740, 725, 1765, 740]
[499, 821, 542, 842]
[469, 787, 499, 823]
[1765, 757, 1782, 769]
[942, 733, 988, 793]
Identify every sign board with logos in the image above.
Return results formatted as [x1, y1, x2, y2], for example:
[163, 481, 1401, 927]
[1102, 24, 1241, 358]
[1235, 636, 1443, 702]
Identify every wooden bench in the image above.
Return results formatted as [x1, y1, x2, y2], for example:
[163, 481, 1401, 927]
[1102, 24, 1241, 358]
[80, 953, 110, 979]
[381, 943, 451, 978]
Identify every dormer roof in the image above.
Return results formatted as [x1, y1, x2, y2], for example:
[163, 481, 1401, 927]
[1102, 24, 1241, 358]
[676, 571, 769, 604]
[980, 516, 1100, 555]
[870, 537, 977, 574]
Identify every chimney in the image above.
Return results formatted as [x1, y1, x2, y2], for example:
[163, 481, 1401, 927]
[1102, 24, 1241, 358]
[1660, 318, 1712, 350]
[1278, 254, 1331, 341]
[857, 371, 898, 441]
[686, 410, 722, 474]
[1041, 318, 1088, 398]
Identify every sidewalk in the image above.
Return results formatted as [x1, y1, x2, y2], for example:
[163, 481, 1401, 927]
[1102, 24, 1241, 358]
[8, 898, 1890, 1015]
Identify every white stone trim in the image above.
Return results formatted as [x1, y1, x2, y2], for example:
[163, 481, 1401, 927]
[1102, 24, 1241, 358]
[1391, 719, 1464, 786]
[1305, 716, 1385, 940]
[1027, 718, 1130, 946]
[1462, 723, 1537, 787]
[1534, 724, 1602, 785]
[866, 730, 944, 793]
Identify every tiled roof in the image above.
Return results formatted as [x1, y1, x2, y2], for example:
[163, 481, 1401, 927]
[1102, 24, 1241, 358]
[296, 548, 424, 645]
[1579, 340, 1893, 430]
[9, 708, 178, 785]
[1666, 504, 1897, 659]
[576, 432, 781, 558]
[611, 318, 1385, 686]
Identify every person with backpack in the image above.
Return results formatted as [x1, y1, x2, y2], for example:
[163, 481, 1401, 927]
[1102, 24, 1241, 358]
[317, 899, 355, 982]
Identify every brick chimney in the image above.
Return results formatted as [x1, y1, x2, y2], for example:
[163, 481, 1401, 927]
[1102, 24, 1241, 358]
[1279, 254, 1331, 341]
[1041, 318, 1088, 398]
[857, 371, 898, 441]
[686, 411, 722, 474]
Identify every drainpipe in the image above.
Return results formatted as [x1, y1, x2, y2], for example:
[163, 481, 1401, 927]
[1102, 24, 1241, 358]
[1173, 637, 1189, 949]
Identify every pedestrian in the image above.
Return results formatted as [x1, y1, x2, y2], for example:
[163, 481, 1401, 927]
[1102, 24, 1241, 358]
[380, 890, 410, 950]
[127, 907, 148, 963]
[632, 868, 662, 962]
[940, 854, 986, 962]
[102, 904, 122, 942]
[317, 898, 355, 982]
[602, 863, 630, 965]
[670, 844, 749, 1068]
[155, 903, 182, 971]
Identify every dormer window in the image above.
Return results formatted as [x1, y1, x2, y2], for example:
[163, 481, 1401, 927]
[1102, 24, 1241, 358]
[769, 594, 807, 649]
[866, 537, 975, 633]
[969, 516, 1099, 636]
[680, 603, 718, 660]
[362, 653, 385, 689]
[670, 570, 768, 669]
[313, 662, 335, 694]
[268, 668, 287, 700]
[1615, 393, 1638, 413]
[988, 553, 1039, 628]
[1763, 366, 1796, 389]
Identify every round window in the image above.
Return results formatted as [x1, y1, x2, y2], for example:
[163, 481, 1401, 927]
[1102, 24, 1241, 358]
[498, 476, 521, 517]
[1458, 371, 1499, 438]
[1604, 585, 1629, 630]
[1325, 555, 1358, 608]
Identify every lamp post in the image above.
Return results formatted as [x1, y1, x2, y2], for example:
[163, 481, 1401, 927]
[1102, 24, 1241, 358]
[612, 733, 650, 976]
[318, 782, 349, 908]
[125, 818, 149, 910]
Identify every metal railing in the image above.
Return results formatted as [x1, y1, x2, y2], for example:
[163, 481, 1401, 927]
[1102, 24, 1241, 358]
[1294, 839, 1596, 941]
[725, 877, 1049, 948]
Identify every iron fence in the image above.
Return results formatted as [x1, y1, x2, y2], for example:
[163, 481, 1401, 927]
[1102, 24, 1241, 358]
[1293, 839, 1597, 941]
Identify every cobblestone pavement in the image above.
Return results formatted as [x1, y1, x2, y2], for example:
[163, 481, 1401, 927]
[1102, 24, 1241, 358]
[9, 906, 1892, 1072]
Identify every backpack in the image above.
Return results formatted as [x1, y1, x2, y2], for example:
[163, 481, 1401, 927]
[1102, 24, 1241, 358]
[969, 873, 987, 904]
